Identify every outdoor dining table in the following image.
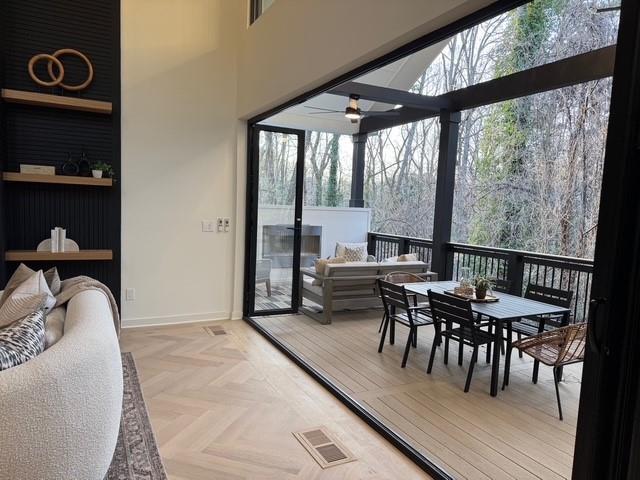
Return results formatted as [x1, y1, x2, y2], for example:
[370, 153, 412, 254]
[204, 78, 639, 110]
[403, 280, 571, 397]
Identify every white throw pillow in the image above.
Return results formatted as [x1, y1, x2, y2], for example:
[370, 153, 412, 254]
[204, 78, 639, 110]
[0, 263, 34, 306]
[0, 264, 60, 305]
[0, 271, 56, 328]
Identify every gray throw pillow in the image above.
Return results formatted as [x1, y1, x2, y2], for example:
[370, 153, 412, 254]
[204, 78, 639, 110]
[43, 267, 61, 296]
[0, 309, 45, 371]
[44, 306, 66, 349]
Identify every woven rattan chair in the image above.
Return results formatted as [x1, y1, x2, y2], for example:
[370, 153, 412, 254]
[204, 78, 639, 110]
[511, 284, 573, 357]
[503, 322, 586, 420]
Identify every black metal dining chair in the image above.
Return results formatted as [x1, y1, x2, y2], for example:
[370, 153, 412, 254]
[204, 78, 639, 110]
[377, 279, 437, 368]
[377, 271, 429, 334]
[483, 278, 511, 362]
[427, 290, 494, 392]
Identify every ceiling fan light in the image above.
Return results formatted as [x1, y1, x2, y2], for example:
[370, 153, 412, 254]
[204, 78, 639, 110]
[345, 106, 361, 120]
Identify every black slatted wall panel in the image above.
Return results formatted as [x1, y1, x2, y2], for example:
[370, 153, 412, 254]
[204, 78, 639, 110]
[0, 0, 121, 299]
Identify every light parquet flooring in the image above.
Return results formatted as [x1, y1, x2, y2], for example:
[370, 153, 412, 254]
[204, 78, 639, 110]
[255, 311, 582, 480]
[120, 320, 430, 480]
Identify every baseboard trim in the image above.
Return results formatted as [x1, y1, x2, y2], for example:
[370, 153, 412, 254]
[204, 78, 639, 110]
[122, 311, 232, 329]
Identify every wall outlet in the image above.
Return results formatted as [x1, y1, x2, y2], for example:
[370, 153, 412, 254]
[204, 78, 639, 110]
[223, 217, 230, 232]
[125, 288, 136, 301]
[202, 220, 215, 232]
[217, 217, 224, 232]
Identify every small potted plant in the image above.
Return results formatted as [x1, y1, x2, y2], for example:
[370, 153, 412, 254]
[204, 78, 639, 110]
[473, 276, 494, 300]
[91, 161, 114, 179]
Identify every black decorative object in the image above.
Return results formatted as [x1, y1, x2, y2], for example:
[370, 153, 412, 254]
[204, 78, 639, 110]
[61, 153, 79, 176]
[78, 150, 91, 177]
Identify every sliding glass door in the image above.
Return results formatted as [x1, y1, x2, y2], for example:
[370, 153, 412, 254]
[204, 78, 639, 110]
[245, 125, 305, 315]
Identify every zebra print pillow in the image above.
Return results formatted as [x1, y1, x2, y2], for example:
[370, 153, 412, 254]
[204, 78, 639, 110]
[0, 310, 45, 371]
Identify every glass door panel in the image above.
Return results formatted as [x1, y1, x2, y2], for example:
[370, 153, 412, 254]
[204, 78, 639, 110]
[252, 126, 304, 314]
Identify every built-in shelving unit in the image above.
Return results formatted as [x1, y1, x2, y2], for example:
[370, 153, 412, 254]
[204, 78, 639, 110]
[1, 0, 120, 299]
[5, 250, 113, 262]
[1, 88, 112, 114]
[3, 172, 113, 186]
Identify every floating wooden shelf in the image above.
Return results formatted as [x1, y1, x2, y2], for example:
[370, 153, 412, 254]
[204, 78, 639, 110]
[5, 250, 113, 262]
[1, 89, 112, 114]
[3, 172, 112, 186]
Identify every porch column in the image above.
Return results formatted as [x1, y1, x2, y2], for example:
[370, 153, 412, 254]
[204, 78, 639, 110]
[431, 110, 461, 279]
[349, 132, 367, 207]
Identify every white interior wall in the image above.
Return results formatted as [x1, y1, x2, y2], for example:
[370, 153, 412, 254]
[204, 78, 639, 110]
[237, 0, 494, 119]
[121, 0, 243, 327]
[121, 0, 490, 326]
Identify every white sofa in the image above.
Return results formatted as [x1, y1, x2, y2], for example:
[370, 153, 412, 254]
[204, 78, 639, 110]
[0, 290, 123, 480]
[300, 261, 437, 324]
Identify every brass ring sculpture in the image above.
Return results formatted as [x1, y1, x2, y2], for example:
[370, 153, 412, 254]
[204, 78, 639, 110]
[28, 49, 94, 92]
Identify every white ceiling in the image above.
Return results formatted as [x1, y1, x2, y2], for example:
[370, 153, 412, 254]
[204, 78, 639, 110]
[259, 39, 449, 135]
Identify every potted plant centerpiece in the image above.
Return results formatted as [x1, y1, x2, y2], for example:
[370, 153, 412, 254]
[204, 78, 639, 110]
[473, 276, 494, 300]
[91, 161, 114, 179]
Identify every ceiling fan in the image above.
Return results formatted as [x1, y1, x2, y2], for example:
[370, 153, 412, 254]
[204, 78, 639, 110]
[304, 94, 402, 123]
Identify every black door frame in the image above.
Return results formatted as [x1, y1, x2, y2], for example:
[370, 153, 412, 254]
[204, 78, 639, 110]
[243, 124, 306, 317]
[573, 1, 640, 478]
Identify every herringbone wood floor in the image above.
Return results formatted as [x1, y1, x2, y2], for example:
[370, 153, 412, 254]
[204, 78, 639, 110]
[120, 320, 430, 480]
[255, 311, 582, 480]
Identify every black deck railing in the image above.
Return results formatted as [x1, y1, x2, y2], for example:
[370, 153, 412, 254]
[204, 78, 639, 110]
[367, 232, 434, 264]
[367, 232, 594, 322]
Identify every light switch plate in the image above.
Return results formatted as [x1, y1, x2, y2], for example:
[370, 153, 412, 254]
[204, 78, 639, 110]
[202, 220, 215, 232]
[125, 288, 136, 301]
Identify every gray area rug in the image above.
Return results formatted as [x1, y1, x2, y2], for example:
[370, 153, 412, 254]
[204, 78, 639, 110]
[105, 352, 167, 480]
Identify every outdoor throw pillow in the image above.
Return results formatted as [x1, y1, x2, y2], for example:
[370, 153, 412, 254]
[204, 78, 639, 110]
[398, 253, 418, 262]
[0, 309, 46, 371]
[343, 245, 368, 262]
[335, 241, 368, 258]
[315, 256, 347, 274]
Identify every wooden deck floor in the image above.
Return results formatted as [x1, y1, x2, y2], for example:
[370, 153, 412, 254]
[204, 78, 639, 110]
[254, 311, 581, 480]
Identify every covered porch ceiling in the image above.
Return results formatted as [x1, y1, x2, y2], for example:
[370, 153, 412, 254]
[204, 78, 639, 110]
[259, 43, 615, 136]
[259, 39, 448, 135]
